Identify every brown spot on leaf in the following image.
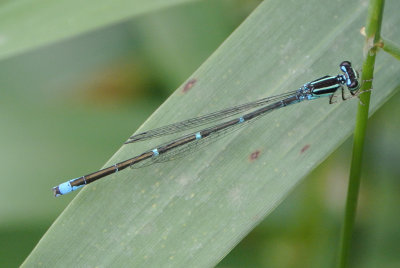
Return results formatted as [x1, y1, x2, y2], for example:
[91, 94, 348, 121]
[249, 150, 261, 161]
[182, 78, 197, 93]
[300, 144, 310, 154]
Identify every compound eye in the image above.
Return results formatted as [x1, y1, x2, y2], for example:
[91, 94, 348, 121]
[340, 61, 351, 68]
[348, 80, 359, 90]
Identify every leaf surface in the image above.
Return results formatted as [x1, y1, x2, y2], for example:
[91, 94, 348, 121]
[23, 0, 400, 267]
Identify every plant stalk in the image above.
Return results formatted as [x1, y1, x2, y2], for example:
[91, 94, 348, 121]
[337, 0, 385, 267]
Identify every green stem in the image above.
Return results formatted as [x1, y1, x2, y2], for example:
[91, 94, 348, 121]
[337, 0, 385, 267]
[379, 37, 400, 60]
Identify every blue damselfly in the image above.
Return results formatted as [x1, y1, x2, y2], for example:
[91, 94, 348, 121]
[53, 61, 359, 196]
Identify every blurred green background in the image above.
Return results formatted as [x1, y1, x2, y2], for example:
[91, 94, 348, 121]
[0, 0, 399, 267]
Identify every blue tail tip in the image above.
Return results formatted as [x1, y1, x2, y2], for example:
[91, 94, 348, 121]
[52, 181, 72, 197]
[52, 179, 85, 197]
[52, 186, 62, 197]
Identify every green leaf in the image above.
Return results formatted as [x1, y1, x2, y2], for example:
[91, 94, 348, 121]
[23, 0, 400, 267]
[0, 0, 196, 60]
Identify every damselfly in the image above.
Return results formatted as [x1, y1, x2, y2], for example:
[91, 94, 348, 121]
[53, 61, 360, 197]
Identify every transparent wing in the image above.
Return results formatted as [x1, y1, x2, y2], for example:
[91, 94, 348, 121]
[126, 90, 298, 144]
[130, 98, 284, 169]
[130, 119, 254, 169]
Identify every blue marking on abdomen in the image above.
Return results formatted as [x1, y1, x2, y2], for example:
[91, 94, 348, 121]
[239, 117, 245, 123]
[195, 132, 202, 140]
[58, 178, 85, 195]
[307, 94, 320, 100]
[152, 149, 159, 156]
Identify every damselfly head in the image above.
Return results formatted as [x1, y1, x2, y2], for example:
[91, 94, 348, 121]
[339, 61, 360, 92]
